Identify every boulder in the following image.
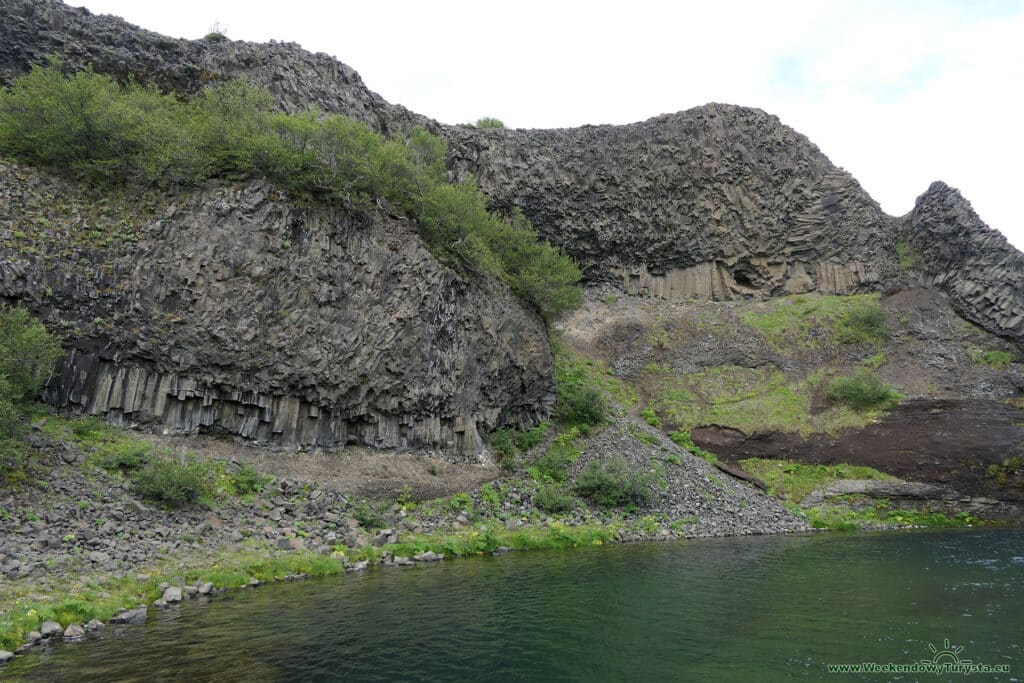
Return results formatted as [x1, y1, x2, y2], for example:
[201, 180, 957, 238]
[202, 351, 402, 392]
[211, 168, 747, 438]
[39, 621, 63, 639]
[109, 607, 148, 625]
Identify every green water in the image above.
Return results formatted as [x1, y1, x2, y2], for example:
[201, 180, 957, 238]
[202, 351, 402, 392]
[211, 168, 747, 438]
[4, 529, 1022, 681]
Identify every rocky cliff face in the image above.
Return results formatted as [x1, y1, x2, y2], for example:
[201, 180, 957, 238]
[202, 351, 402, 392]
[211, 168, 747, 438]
[1, 0, 1022, 456]
[0, 0, 429, 135]
[445, 108, 900, 300]
[0, 163, 552, 454]
[905, 182, 1024, 345]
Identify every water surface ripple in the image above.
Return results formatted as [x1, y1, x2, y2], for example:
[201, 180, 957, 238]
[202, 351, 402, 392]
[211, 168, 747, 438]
[5, 529, 1022, 681]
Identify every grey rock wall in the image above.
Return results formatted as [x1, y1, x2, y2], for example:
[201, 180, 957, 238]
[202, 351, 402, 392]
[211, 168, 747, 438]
[0, 0, 430, 136]
[2, 0, 1023, 458]
[905, 182, 1024, 346]
[444, 106, 900, 298]
[0, 166, 552, 454]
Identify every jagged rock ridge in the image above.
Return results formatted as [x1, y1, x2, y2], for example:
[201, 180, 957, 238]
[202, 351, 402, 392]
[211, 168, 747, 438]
[905, 182, 1024, 343]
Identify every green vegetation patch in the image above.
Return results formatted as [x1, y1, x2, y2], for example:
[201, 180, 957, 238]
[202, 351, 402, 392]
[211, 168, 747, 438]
[131, 458, 216, 507]
[667, 430, 718, 463]
[553, 344, 635, 420]
[0, 61, 580, 320]
[896, 241, 923, 270]
[738, 458, 896, 503]
[488, 421, 550, 471]
[534, 484, 576, 513]
[0, 307, 63, 480]
[987, 455, 1023, 488]
[969, 348, 1016, 370]
[529, 429, 583, 483]
[644, 364, 868, 436]
[472, 117, 505, 129]
[826, 369, 901, 412]
[795, 500, 977, 531]
[573, 456, 655, 509]
[740, 293, 888, 349]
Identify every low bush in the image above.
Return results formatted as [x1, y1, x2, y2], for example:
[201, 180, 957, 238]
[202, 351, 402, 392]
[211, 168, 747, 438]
[553, 356, 607, 430]
[473, 117, 505, 129]
[488, 422, 549, 471]
[532, 430, 582, 483]
[0, 62, 582, 321]
[534, 484, 575, 513]
[0, 307, 61, 480]
[94, 441, 150, 471]
[640, 407, 661, 427]
[352, 502, 386, 530]
[826, 370, 900, 412]
[970, 348, 1015, 370]
[573, 456, 654, 508]
[131, 458, 214, 506]
[837, 300, 889, 344]
[231, 463, 269, 495]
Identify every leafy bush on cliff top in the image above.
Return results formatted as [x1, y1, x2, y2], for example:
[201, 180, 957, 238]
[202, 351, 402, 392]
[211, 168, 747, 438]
[0, 61, 581, 320]
[473, 117, 505, 129]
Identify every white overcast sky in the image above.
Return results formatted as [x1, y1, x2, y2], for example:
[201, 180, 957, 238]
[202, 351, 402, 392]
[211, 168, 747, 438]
[69, 0, 1024, 249]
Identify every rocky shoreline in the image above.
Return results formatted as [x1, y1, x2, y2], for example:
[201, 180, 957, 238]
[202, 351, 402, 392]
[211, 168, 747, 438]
[0, 410, 813, 661]
[2, 408, 1015, 665]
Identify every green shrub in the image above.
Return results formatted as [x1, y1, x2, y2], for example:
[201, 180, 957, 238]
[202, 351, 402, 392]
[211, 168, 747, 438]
[640, 407, 661, 427]
[95, 441, 150, 471]
[515, 422, 549, 451]
[473, 117, 505, 129]
[0, 308, 61, 478]
[352, 502, 386, 530]
[488, 421, 550, 471]
[532, 430, 582, 483]
[0, 307, 62, 412]
[231, 463, 269, 495]
[534, 484, 575, 513]
[131, 458, 214, 506]
[0, 63, 581, 321]
[0, 435, 28, 483]
[969, 348, 1015, 370]
[573, 456, 654, 508]
[489, 429, 518, 470]
[836, 300, 889, 344]
[554, 357, 607, 430]
[554, 383, 606, 429]
[826, 370, 900, 412]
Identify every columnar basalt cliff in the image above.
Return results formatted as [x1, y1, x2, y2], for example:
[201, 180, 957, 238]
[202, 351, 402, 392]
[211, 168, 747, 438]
[1, 0, 1022, 456]
[905, 182, 1024, 345]
[0, 164, 553, 453]
[445, 109, 900, 300]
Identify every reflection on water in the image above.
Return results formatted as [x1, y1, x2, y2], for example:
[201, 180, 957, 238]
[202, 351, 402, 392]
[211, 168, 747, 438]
[5, 529, 1022, 682]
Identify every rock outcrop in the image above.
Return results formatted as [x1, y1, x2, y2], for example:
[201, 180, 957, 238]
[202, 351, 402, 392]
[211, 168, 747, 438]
[0, 0, 429, 135]
[445, 107, 900, 299]
[1, 0, 1022, 456]
[0, 164, 552, 453]
[904, 182, 1024, 346]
